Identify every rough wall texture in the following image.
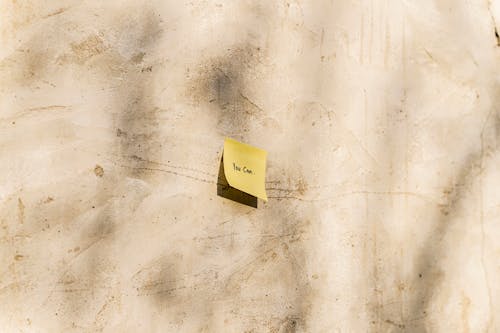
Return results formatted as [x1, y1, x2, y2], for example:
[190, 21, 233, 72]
[1, 1, 499, 332]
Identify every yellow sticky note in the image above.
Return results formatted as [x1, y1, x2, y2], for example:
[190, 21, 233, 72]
[223, 138, 268, 201]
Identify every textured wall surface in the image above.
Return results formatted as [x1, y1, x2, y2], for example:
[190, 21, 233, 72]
[1, 1, 499, 332]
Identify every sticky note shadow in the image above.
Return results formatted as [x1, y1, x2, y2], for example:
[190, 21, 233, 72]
[217, 155, 258, 208]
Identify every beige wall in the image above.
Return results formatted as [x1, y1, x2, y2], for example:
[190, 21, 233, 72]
[1, 0, 499, 332]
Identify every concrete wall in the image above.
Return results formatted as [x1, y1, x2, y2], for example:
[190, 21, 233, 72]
[1, 1, 499, 331]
